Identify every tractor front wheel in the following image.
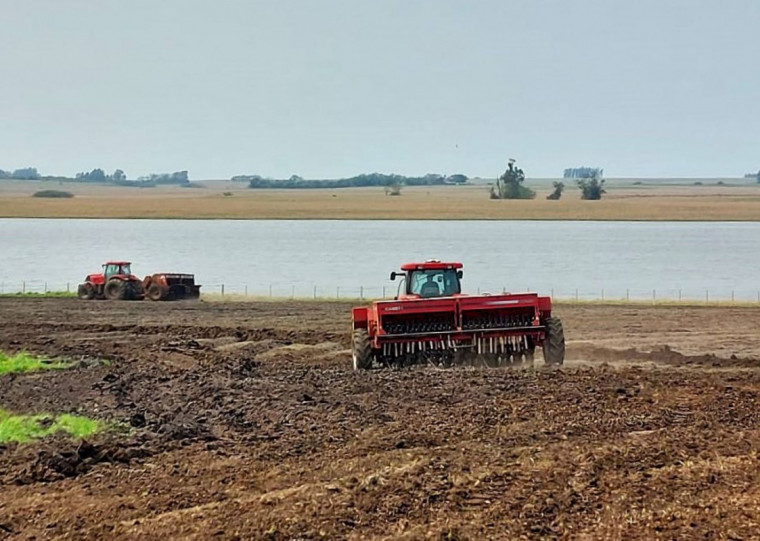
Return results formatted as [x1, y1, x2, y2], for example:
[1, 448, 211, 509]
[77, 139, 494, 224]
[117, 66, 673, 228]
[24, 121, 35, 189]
[352, 329, 373, 370]
[77, 283, 95, 300]
[104, 279, 126, 300]
[542, 317, 565, 366]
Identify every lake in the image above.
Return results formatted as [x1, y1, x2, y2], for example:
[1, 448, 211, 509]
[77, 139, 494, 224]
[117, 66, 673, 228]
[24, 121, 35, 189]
[1, 219, 758, 301]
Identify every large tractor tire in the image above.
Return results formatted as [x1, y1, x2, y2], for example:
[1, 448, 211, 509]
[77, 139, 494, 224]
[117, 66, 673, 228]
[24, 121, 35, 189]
[104, 279, 127, 300]
[125, 281, 144, 300]
[352, 329, 373, 370]
[542, 317, 565, 366]
[147, 283, 167, 301]
[77, 283, 95, 300]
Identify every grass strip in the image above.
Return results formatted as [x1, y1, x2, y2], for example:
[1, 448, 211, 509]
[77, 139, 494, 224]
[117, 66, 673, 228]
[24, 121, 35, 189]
[0, 409, 102, 443]
[0, 292, 76, 298]
[0, 351, 72, 375]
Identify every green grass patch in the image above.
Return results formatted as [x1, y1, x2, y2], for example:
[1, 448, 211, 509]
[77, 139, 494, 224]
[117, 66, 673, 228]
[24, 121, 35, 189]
[0, 291, 76, 298]
[0, 351, 72, 375]
[0, 409, 102, 443]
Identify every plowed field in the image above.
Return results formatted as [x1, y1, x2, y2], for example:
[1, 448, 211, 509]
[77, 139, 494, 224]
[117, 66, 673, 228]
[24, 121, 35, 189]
[1, 298, 760, 540]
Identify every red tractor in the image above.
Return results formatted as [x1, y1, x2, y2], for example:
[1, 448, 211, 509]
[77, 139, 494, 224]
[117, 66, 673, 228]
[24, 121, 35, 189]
[77, 261, 145, 301]
[351, 260, 565, 369]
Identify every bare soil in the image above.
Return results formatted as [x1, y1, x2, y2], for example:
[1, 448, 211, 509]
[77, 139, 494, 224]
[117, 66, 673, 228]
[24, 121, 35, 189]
[1, 298, 760, 540]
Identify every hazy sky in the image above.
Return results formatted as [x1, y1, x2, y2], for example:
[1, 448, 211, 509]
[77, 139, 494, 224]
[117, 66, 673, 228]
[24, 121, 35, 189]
[1, 1, 758, 179]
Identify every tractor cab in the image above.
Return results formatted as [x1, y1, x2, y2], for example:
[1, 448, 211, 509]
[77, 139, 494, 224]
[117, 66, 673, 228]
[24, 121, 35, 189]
[103, 261, 133, 280]
[390, 260, 463, 299]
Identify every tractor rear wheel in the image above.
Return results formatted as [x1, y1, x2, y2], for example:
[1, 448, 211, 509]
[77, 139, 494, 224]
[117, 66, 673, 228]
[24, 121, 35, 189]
[104, 279, 126, 300]
[77, 283, 95, 300]
[352, 329, 373, 370]
[543, 317, 565, 366]
[147, 283, 166, 301]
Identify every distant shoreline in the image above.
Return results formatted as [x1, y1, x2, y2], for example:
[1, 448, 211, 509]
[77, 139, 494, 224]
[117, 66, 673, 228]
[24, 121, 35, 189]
[1, 180, 759, 221]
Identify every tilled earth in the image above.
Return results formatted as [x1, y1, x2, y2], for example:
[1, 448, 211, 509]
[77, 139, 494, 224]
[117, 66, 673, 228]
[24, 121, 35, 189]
[1, 298, 760, 540]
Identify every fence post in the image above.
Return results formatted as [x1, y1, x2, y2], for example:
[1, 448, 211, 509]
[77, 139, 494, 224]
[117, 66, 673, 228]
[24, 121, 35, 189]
[44, 282, 48, 293]
[382, 286, 386, 298]
[575, 288, 578, 303]
[313, 285, 317, 299]
[551, 288, 554, 298]
[245, 285, 248, 297]
[626, 289, 629, 302]
[67, 282, 70, 293]
[731, 290, 735, 304]
[678, 289, 682, 302]
[269, 284, 272, 297]
[23, 281, 25, 294]
[705, 289, 709, 303]
[652, 289, 656, 305]
[360, 286, 363, 300]
[221, 284, 225, 297]
[601, 288, 604, 301]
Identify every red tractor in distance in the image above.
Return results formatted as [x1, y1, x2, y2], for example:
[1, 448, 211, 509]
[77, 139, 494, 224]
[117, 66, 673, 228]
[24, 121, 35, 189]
[351, 260, 565, 369]
[77, 261, 145, 301]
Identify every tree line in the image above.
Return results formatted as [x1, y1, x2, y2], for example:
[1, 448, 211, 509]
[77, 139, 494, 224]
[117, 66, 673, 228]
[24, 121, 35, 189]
[235, 172, 468, 189]
[0, 167, 41, 180]
[563, 167, 604, 179]
[1, 167, 189, 187]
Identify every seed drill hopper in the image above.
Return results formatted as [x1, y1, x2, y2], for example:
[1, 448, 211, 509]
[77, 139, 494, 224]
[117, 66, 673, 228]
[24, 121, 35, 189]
[351, 261, 565, 369]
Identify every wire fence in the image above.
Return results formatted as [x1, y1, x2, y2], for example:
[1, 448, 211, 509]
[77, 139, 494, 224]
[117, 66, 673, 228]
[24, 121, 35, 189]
[2, 280, 760, 304]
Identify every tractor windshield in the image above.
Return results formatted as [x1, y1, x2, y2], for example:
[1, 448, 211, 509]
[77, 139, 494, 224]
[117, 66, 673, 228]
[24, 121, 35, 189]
[408, 269, 460, 298]
[104, 263, 131, 278]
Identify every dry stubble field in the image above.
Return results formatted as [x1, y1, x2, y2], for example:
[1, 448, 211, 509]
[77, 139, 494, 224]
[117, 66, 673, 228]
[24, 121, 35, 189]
[1, 179, 760, 220]
[1, 298, 760, 539]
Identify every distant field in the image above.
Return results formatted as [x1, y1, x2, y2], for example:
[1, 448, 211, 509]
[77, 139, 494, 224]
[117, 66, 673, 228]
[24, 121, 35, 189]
[1, 178, 759, 220]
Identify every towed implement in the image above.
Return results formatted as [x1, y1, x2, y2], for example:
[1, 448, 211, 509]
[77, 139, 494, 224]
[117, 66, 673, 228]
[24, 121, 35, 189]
[351, 261, 564, 369]
[143, 273, 201, 301]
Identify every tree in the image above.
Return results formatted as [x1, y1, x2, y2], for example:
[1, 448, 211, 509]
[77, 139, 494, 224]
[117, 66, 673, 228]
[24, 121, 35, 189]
[546, 181, 564, 200]
[446, 174, 468, 184]
[75, 168, 107, 182]
[756, 169, 760, 183]
[112, 169, 126, 182]
[577, 172, 606, 200]
[11, 167, 40, 180]
[490, 159, 535, 200]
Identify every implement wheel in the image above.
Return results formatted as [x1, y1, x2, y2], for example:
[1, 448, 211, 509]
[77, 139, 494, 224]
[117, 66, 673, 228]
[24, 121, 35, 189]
[543, 317, 565, 366]
[77, 283, 95, 300]
[352, 329, 373, 370]
[147, 283, 166, 301]
[104, 279, 126, 300]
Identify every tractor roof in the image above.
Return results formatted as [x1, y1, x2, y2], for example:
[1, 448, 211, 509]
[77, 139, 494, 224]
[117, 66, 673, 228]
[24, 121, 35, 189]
[103, 261, 132, 266]
[400, 260, 463, 271]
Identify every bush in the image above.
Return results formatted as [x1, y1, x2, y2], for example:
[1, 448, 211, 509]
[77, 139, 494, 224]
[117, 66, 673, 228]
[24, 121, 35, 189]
[32, 190, 74, 198]
[546, 181, 564, 200]
[490, 159, 535, 200]
[577, 175, 606, 200]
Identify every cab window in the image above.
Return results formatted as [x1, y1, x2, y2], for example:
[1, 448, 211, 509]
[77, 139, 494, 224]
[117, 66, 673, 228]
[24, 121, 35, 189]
[409, 269, 460, 297]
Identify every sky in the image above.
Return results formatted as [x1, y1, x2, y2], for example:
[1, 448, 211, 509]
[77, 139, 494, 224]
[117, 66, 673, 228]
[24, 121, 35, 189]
[0, 0, 758, 180]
